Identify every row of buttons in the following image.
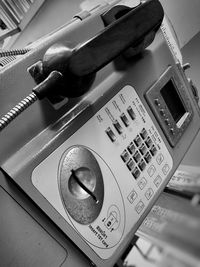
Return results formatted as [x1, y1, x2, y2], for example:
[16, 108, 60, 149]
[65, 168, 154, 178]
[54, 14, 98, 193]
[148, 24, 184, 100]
[105, 106, 136, 142]
[154, 98, 175, 135]
[127, 188, 154, 214]
[128, 175, 163, 204]
[127, 174, 163, 214]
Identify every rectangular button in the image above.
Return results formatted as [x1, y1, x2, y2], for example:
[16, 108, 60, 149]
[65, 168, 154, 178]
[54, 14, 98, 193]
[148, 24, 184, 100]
[127, 190, 138, 204]
[139, 144, 147, 155]
[127, 106, 136, 120]
[127, 159, 135, 171]
[145, 188, 154, 200]
[154, 175, 162, 187]
[121, 150, 130, 162]
[106, 127, 116, 142]
[135, 200, 145, 214]
[147, 165, 156, 177]
[150, 145, 157, 156]
[145, 136, 152, 148]
[134, 135, 142, 147]
[127, 142, 135, 154]
[140, 128, 148, 140]
[144, 152, 152, 163]
[120, 113, 129, 127]
[138, 159, 146, 171]
[133, 151, 141, 163]
[113, 120, 123, 134]
[138, 177, 147, 190]
[132, 167, 140, 179]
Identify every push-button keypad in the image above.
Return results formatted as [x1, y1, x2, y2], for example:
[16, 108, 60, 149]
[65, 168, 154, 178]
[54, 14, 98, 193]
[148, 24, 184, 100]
[121, 128, 158, 180]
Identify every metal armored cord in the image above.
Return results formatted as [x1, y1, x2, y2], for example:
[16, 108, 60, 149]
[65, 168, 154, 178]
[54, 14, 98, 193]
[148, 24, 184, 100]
[0, 92, 38, 131]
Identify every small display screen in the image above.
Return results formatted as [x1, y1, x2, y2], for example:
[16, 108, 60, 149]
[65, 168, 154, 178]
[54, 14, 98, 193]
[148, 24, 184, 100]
[161, 80, 186, 123]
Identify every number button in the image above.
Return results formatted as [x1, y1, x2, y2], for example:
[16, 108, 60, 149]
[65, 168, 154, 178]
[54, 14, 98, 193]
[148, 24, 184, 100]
[127, 159, 135, 171]
[121, 150, 130, 162]
[127, 142, 135, 155]
[132, 167, 140, 179]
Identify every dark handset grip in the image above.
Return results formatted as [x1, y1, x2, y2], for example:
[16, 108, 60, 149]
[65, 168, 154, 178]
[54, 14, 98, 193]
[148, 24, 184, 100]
[41, 0, 164, 97]
[69, 0, 164, 76]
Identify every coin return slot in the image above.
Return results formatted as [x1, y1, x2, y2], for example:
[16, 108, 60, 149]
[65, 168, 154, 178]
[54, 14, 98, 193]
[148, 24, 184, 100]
[69, 168, 98, 203]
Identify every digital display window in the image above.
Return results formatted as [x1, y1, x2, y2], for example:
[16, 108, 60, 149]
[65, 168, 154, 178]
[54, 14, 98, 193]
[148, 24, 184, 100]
[161, 80, 186, 123]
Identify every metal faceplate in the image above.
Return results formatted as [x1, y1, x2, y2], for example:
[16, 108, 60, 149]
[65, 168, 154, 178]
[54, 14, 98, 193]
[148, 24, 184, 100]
[32, 84, 173, 259]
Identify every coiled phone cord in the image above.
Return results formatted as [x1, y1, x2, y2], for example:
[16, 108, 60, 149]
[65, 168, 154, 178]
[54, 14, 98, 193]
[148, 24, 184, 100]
[0, 92, 38, 131]
[0, 71, 63, 132]
[0, 48, 30, 57]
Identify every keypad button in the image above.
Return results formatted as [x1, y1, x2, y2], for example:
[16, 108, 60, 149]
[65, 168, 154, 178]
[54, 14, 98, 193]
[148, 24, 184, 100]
[127, 190, 138, 204]
[132, 167, 140, 179]
[144, 152, 152, 164]
[135, 200, 145, 214]
[145, 136, 152, 148]
[147, 165, 156, 177]
[139, 144, 147, 155]
[121, 150, 130, 162]
[162, 164, 170, 175]
[106, 127, 116, 142]
[133, 151, 141, 163]
[145, 188, 154, 200]
[134, 135, 142, 147]
[150, 145, 157, 156]
[140, 128, 148, 140]
[154, 175, 162, 187]
[138, 177, 147, 190]
[138, 159, 146, 171]
[127, 159, 135, 171]
[156, 153, 164, 165]
[127, 142, 135, 155]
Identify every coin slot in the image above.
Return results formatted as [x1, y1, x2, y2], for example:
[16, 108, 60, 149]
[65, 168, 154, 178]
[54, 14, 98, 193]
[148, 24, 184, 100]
[69, 168, 98, 203]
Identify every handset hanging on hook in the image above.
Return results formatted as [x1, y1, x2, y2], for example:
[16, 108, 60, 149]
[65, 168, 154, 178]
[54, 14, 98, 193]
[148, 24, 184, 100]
[0, 0, 164, 132]
[32, 0, 164, 99]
